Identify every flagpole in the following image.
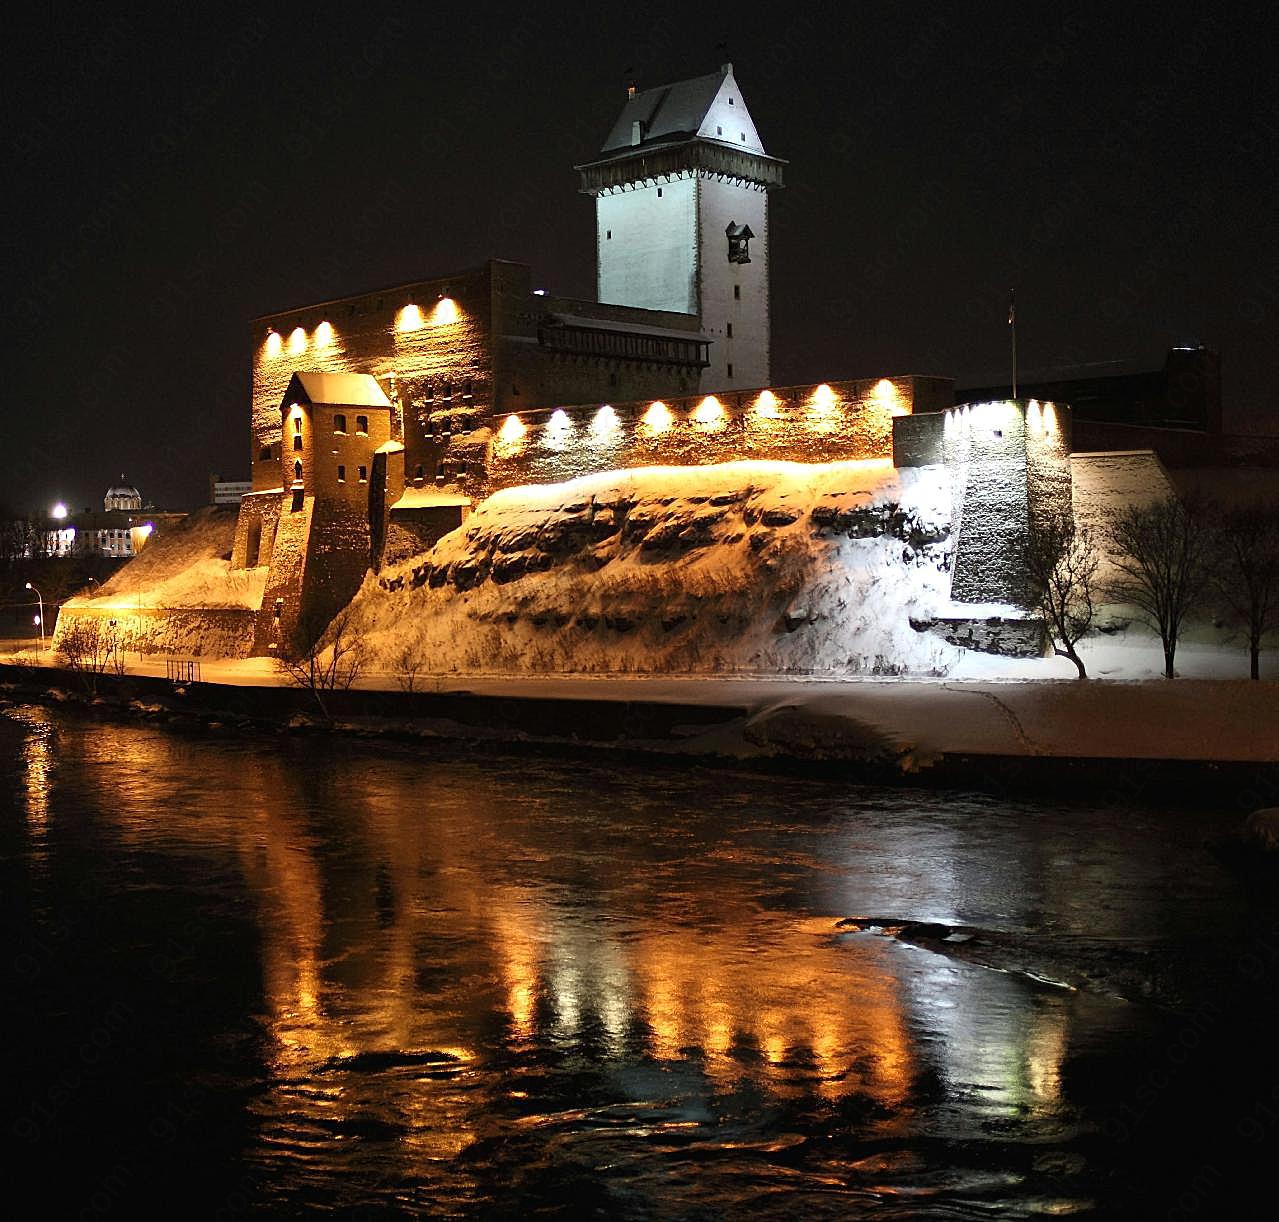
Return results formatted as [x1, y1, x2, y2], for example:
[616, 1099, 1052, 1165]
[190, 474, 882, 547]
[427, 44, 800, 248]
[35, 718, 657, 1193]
[1009, 288, 1018, 399]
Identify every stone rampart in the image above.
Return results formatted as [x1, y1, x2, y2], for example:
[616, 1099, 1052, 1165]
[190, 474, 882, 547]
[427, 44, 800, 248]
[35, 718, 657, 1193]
[482, 375, 952, 494]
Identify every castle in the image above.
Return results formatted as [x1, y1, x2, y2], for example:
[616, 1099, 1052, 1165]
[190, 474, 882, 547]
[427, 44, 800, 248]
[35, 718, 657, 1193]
[227, 63, 1174, 657]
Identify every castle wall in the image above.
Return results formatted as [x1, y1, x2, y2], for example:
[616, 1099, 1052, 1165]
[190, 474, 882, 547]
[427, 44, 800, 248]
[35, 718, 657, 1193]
[894, 401, 1074, 607]
[485, 376, 947, 493]
[251, 264, 501, 494]
[1069, 449, 1175, 587]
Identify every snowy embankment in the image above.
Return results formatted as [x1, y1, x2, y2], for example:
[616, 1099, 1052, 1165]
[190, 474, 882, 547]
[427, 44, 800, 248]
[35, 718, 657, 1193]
[352, 460, 968, 677]
[54, 507, 265, 657]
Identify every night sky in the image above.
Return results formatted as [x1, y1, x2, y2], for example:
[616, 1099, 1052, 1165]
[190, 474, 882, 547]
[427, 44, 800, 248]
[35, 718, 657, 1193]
[5, 1, 1277, 513]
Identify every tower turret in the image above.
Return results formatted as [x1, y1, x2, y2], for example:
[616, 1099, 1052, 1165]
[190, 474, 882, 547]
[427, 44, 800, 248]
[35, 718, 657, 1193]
[577, 63, 785, 390]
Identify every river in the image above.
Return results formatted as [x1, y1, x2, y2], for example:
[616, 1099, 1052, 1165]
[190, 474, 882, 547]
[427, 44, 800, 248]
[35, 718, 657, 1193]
[3, 704, 1277, 1218]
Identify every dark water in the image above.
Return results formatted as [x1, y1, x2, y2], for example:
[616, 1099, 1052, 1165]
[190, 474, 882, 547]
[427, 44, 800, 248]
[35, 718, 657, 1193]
[4, 705, 1279, 1219]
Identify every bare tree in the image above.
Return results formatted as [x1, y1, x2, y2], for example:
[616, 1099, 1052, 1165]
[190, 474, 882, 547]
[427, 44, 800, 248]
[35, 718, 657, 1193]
[274, 606, 369, 719]
[1108, 494, 1214, 679]
[57, 618, 115, 692]
[391, 637, 428, 692]
[1021, 509, 1100, 679]
[1213, 501, 1279, 680]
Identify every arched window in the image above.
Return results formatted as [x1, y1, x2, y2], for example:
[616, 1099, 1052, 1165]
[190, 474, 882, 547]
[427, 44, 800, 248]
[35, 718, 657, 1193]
[356, 415, 368, 434]
[334, 413, 347, 433]
[293, 459, 303, 482]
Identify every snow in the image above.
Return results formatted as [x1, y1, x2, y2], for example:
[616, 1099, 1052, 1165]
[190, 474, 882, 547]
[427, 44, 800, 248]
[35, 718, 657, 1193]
[390, 489, 472, 510]
[63, 507, 265, 611]
[355, 460, 967, 678]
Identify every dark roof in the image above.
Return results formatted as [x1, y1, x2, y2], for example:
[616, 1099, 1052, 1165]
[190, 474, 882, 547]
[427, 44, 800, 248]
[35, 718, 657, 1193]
[600, 70, 725, 154]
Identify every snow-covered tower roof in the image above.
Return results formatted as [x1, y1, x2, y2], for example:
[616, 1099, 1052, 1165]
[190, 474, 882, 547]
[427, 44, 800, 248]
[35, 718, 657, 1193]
[282, 371, 393, 408]
[578, 63, 785, 192]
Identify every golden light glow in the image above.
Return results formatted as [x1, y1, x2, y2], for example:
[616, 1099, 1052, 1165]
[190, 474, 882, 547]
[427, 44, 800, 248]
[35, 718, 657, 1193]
[130, 523, 154, 554]
[397, 303, 425, 332]
[691, 395, 726, 429]
[872, 378, 907, 416]
[495, 413, 527, 452]
[752, 389, 782, 419]
[541, 408, 575, 451]
[265, 330, 282, 358]
[314, 320, 334, 347]
[641, 401, 674, 434]
[287, 327, 307, 355]
[810, 383, 838, 413]
[290, 403, 303, 419]
[589, 404, 621, 442]
[51, 502, 68, 520]
[430, 296, 460, 326]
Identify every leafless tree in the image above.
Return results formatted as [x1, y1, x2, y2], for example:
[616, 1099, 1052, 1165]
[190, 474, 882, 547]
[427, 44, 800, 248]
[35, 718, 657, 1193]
[57, 618, 116, 692]
[391, 637, 428, 692]
[274, 606, 369, 719]
[1020, 509, 1100, 679]
[1108, 494, 1214, 679]
[1213, 501, 1279, 680]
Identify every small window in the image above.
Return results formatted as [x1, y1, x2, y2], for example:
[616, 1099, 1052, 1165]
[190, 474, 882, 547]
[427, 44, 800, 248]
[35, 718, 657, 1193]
[356, 414, 368, 434]
[462, 380, 473, 401]
[293, 459, 303, 482]
[734, 284, 741, 300]
[728, 97, 734, 105]
[358, 465, 367, 483]
[716, 126, 722, 135]
[291, 487, 303, 511]
[414, 464, 425, 481]
[726, 322, 733, 338]
[425, 381, 435, 401]
[740, 132, 746, 141]
[337, 465, 346, 482]
[258, 446, 272, 461]
[293, 432, 303, 451]
[273, 598, 283, 620]
[727, 363, 734, 378]
[657, 188, 663, 198]
[443, 381, 453, 400]
[333, 413, 347, 433]
[606, 230, 612, 240]
[609, 372, 617, 386]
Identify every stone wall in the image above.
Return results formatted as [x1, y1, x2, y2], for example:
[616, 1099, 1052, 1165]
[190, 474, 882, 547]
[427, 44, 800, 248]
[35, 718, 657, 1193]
[1069, 449, 1175, 586]
[53, 604, 258, 659]
[485, 375, 952, 494]
[894, 400, 1073, 606]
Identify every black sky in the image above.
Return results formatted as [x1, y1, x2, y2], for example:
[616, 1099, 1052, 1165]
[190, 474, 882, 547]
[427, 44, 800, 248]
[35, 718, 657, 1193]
[4, 0, 1277, 512]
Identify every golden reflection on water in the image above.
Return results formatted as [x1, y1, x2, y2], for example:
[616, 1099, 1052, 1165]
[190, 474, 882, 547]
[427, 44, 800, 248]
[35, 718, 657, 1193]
[77, 723, 1071, 1176]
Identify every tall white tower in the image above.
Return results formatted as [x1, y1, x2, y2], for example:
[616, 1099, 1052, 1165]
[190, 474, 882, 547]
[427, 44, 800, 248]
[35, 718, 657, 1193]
[577, 63, 785, 391]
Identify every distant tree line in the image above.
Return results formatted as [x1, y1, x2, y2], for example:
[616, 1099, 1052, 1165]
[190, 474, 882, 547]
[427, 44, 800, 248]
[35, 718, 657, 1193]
[1022, 495, 1279, 679]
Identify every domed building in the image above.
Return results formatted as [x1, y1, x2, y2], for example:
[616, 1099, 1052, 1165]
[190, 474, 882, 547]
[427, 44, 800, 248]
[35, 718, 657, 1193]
[104, 478, 142, 512]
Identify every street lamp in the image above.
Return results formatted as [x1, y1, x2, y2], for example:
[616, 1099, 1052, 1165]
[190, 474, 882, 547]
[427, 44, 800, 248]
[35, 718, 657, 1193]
[25, 582, 44, 651]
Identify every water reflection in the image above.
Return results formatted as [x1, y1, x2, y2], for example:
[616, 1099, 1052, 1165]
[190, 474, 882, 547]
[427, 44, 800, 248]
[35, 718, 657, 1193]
[8, 708, 1249, 1215]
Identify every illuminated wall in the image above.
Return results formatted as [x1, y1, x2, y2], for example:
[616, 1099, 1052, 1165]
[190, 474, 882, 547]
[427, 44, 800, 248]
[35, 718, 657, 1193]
[893, 400, 1073, 605]
[486, 376, 951, 494]
[251, 265, 501, 495]
[697, 174, 769, 388]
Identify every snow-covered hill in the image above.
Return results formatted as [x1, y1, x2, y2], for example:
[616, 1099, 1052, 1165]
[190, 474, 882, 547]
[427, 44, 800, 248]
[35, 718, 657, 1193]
[352, 460, 967, 677]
